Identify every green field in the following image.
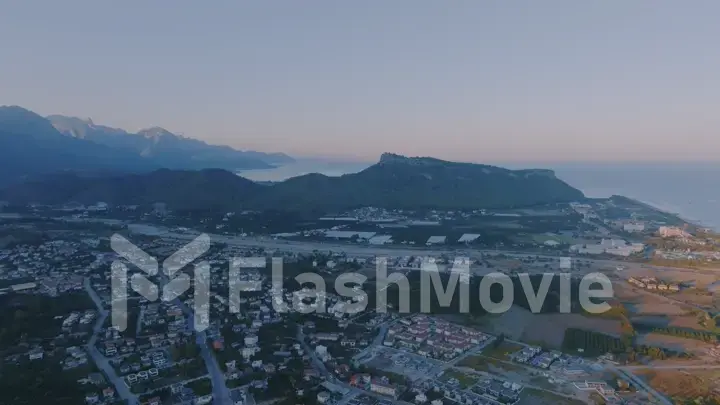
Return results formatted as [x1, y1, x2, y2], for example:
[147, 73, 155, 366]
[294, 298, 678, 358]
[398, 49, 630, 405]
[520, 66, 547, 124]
[440, 369, 479, 389]
[482, 341, 524, 360]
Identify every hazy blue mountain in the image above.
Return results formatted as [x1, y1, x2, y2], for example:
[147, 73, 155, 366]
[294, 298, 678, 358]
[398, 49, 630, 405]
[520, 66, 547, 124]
[0, 106, 156, 186]
[47, 114, 294, 169]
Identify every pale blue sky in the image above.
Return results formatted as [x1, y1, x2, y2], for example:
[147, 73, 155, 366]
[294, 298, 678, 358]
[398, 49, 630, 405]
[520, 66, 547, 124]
[1, 1, 719, 162]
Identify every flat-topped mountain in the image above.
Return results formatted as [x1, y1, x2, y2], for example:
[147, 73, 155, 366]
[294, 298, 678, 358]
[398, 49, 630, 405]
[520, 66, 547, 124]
[254, 153, 583, 210]
[1, 153, 584, 211]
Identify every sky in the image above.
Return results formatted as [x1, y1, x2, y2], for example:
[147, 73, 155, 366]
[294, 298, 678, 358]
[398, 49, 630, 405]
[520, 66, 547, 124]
[1, 1, 719, 162]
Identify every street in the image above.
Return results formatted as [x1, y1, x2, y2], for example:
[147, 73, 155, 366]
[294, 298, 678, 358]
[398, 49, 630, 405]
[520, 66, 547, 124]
[612, 365, 673, 405]
[85, 278, 139, 405]
[170, 293, 232, 405]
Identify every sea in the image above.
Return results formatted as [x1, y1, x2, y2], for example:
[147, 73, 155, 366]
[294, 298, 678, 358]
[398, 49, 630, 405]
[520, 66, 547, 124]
[239, 160, 720, 230]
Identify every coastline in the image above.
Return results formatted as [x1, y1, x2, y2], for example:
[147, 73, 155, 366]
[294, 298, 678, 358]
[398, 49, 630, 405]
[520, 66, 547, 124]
[238, 160, 720, 232]
[622, 196, 712, 230]
[554, 164, 720, 232]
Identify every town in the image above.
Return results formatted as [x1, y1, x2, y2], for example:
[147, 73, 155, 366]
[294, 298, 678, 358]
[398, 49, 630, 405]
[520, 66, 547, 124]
[2, 196, 720, 405]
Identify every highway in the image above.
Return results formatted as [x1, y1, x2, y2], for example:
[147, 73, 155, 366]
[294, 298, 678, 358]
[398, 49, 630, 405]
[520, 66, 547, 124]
[620, 363, 720, 371]
[128, 227, 718, 277]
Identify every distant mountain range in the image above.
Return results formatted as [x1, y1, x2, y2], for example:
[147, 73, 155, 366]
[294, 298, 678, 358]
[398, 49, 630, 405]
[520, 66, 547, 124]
[0, 106, 293, 186]
[0, 152, 584, 211]
[47, 115, 294, 167]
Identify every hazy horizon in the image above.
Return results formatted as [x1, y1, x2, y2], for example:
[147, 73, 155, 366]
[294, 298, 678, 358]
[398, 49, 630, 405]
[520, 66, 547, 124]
[2, 1, 719, 162]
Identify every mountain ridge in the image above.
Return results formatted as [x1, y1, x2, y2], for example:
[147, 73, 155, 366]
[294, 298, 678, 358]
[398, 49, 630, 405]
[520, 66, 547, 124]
[0, 106, 158, 186]
[0, 153, 585, 211]
[47, 114, 294, 167]
[0, 105, 296, 186]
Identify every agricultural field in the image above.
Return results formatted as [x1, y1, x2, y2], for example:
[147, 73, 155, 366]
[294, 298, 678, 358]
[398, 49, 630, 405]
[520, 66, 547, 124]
[518, 388, 587, 405]
[622, 267, 718, 293]
[614, 282, 718, 332]
[439, 369, 479, 389]
[457, 355, 525, 374]
[481, 341, 524, 360]
[468, 305, 623, 349]
[637, 370, 720, 404]
[635, 332, 716, 356]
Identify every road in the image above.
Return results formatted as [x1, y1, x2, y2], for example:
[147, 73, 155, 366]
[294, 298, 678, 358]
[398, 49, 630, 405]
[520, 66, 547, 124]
[159, 273, 233, 405]
[136, 305, 146, 337]
[455, 365, 582, 402]
[84, 278, 139, 405]
[177, 298, 232, 405]
[372, 323, 390, 347]
[620, 363, 720, 370]
[130, 227, 719, 277]
[297, 323, 414, 404]
[351, 321, 391, 364]
[137, 375, 208, 396]
[129, 227, 702, 405]
[296, 325, 330, 377]
[609, 364, 673, 405]
[449, 339, 672, 405]
[243, 389, 256, 405]
[84, 277, 106, 311]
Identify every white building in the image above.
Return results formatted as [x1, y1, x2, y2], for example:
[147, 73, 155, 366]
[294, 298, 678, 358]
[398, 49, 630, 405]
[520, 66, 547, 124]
[623, 223, 645, 232]
[426, 236, 446, 245]
[244, 335, 258, 346]
[368, 235, 393, 245]
[324, 230, 376, 240]
[606, 243, 645, 257]
[569, 244, 606, 255]
[600, 238, 627, 247]
[242, 347, 259, 359]
[317, 392, 331, 404]
[370, 380, 397, 398]
[659, 226, 691, 238]
[196, 395, 213, 405]
[457, 234, 481, 243]
[28, 349, 44, 361]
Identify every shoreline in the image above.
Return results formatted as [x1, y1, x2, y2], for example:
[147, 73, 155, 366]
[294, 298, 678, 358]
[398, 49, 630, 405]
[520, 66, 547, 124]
[237, 162, 718, 232]
[623, 196, 712, 230]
